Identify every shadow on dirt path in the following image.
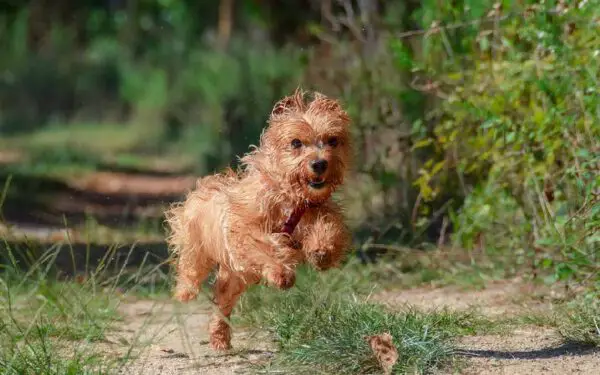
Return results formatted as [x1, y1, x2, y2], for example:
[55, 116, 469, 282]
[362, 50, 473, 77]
[455, 327, 600, 375]
[459, 342, 599, 360]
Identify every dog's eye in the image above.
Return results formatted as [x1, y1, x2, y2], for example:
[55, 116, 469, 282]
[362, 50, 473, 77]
[291, 139, 303, 149]
[327, 137, 339, 147]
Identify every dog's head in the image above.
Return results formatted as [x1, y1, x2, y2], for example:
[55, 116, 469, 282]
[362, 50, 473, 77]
[256, 89, 351, 203]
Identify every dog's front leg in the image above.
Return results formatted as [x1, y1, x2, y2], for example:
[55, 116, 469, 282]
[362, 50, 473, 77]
[300, 205, 351, 271]
[229, 229, 299, 289]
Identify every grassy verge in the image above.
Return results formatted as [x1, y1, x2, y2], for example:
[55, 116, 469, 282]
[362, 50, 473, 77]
[365, 247, 524, 291]
[236, 263, 493, 374]
[0, 241, 171, 374]
[555, 294, 600, 346]
[1, 249, 118, 373]
[523, 290, 600, 347]
[0, 123, 198, 179]
[369, 248, 600, 350]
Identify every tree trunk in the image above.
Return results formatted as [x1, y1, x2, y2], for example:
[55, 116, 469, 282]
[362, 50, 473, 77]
[217, 0, 234, 50]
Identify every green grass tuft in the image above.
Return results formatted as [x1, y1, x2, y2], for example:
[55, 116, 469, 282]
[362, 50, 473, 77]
[552, 292, 599, 346]
[520, 289, 600, 347]
[556, 296, 600, 346]
[0, 244, 139, 374]
[236, 264, 484, 374]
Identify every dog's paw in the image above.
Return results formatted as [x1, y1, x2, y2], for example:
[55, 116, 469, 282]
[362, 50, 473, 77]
[209, 337, 232, 351]
[271, 233, 301, 252]
[265, 266, 296, 290]
[209, 318, 232, 351]
[307, 248, 336, 271]
[174, 285, 197, 302]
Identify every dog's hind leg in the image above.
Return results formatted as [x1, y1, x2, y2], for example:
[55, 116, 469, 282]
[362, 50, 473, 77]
[208, 268, 250, 350]
[166, 199, 216, 302]
[173, 247, 214, 302]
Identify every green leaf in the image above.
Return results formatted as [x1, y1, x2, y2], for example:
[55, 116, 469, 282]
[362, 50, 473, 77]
[431, 160, 446, 175]
[536, 237, 557, 247]
[412, 138, 433, 150]
[555, 264, 575, 281]
[481, 119, 497, 129]
[505, 132, 516, 144]
[378, 170, 398, 189]
[576, 148, 591, 159]
[390, 39, 414, 70]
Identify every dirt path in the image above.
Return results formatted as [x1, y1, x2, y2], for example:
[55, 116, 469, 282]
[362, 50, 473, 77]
[456, 327, 598, 375]
[374, 279, 600, 375]
[93, 278, 600, 375]
[106, 297, 275, 375]
[373, 278, 555, 318]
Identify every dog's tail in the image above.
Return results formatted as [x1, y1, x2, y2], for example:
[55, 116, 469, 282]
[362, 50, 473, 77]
[164, 201, 186, 260]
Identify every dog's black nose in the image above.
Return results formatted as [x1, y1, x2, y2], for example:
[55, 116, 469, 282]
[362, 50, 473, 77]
[310, 159, 328, 175]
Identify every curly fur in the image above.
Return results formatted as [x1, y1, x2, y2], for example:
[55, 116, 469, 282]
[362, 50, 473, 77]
[165, 89, 352, 351]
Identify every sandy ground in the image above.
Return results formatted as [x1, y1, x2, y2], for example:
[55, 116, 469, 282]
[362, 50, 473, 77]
[374, 278, 600, 375]
[372, 278, 556, 318]
[104, 298, 276, 375]
[455, 327, 599, 375]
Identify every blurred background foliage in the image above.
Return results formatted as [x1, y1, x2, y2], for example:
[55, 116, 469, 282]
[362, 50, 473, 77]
[0, 0, 598, 288]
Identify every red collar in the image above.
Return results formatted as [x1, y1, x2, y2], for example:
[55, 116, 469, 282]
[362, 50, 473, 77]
[279, 201, 319, 235]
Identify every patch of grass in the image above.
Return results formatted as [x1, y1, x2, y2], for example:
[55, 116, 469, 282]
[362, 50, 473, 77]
[2, 124, 142, 156]
[0, 123, 198, 180]
[367, 248, 519, 291]
[0, 254, 116, 373]
[523, 291, 600, 346]
[557, 295, 600, 346]
[0, 241, 167, 374]
[236, 263, 486, 374]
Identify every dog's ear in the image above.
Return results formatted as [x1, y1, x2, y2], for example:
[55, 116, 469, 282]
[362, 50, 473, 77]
[271, 97, 295, 117]
[271, 88, 306, 117]
[309, 93, 351, 126]
[310, 92, 343, 113]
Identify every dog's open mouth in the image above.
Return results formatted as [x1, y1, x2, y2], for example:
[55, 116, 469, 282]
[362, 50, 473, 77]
[308, 178, 327, 189]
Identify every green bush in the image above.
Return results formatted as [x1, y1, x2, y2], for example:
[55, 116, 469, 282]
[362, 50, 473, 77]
[411, 1, 600, 285]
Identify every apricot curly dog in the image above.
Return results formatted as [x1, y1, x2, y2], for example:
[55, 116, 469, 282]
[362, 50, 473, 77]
[165, 89, 352, 350]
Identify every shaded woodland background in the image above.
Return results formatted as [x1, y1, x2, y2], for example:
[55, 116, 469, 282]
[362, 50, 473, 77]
[0, 0, 598, 288]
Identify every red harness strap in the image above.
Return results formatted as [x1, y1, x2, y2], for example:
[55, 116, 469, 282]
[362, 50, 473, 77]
[279, 201, 318, 235]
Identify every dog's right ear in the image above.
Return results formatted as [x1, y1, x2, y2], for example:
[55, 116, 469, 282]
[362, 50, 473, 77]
[271, 89, 306, 117]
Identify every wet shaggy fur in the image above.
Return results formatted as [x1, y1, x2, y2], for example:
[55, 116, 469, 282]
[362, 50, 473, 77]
[165, 89, 352, 350]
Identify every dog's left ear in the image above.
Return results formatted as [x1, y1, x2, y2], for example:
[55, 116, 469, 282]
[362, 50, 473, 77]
[271, 89, 306, 117]
[311, 93, 341, 111]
